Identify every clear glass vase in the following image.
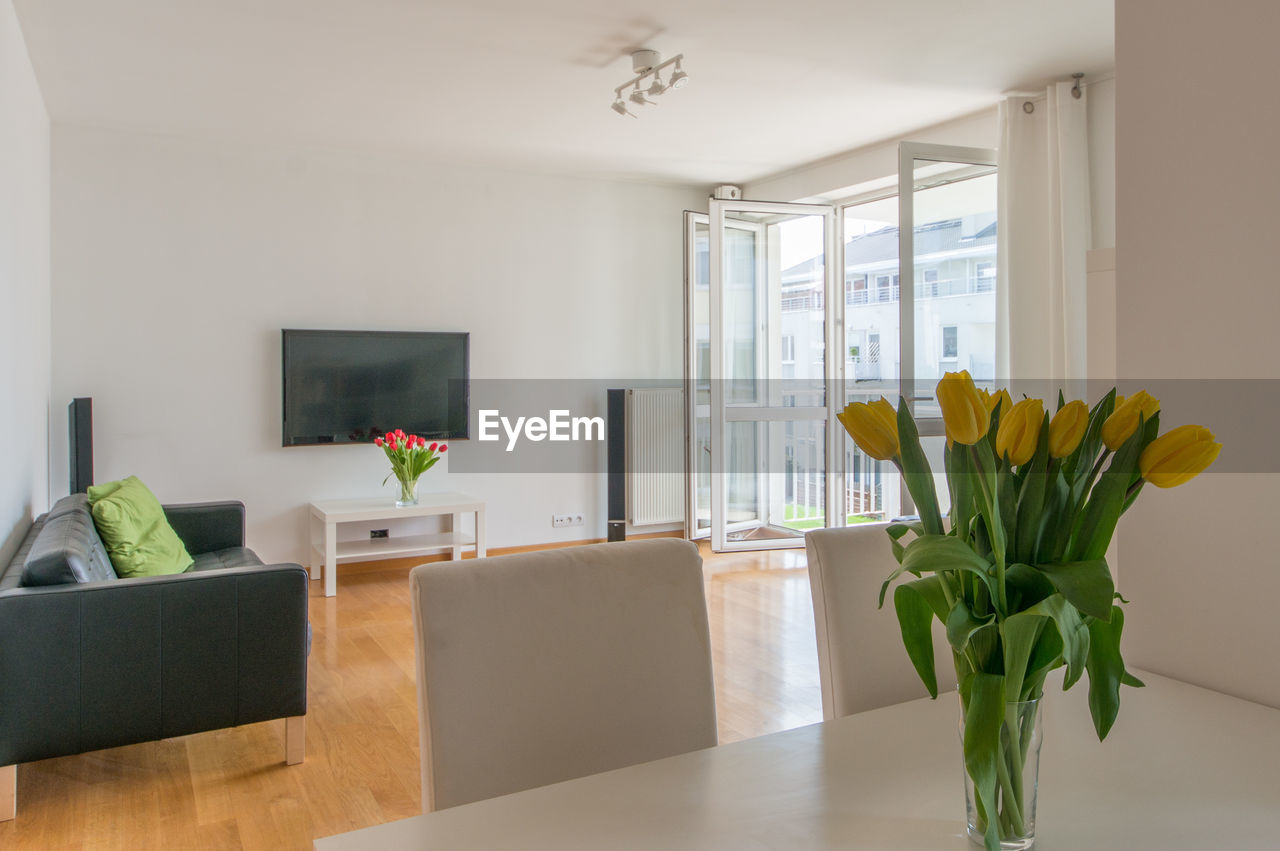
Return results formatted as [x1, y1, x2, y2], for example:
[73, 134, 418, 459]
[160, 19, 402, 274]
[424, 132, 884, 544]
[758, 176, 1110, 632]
[960, 696, 1043, 850]
[396, 477, 419, 507]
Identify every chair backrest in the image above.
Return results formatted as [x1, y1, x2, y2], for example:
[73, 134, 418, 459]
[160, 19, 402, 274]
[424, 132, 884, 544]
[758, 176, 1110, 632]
[805, 524, 955, 718]
[409, 538, 718, 811]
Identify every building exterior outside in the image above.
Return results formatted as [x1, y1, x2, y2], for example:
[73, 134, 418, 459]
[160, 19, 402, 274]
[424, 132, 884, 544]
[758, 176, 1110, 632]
[779, 214, 997, 526]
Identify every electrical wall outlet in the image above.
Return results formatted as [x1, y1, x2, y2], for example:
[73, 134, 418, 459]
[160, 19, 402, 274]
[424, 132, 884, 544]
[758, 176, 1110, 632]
[370, 529, 389, 539]
[552, 514, 585, 528]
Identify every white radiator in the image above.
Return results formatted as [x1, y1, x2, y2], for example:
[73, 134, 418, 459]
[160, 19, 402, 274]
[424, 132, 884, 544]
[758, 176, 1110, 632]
[626, 388, 686, 526]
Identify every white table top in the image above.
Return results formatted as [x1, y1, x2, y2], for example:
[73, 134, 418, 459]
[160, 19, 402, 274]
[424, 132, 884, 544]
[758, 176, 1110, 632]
[309, 492, 484, 521]
[315, 670, 1280, 850]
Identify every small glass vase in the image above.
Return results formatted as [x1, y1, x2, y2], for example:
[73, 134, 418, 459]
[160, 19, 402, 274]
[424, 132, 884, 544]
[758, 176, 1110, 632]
[960, 696, 1043, 850]
[396, 477, 419, 507]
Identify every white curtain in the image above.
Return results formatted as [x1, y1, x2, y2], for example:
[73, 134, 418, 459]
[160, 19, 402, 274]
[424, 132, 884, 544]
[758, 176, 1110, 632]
[996, 81, 1093, 387]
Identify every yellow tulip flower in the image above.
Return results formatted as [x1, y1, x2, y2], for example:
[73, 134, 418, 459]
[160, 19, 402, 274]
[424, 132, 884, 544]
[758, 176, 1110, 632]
[1139, 424, 1222, 488]
[936, 370, 989, 446]
[836, 397, 899, 461]
[995, 397, 1044, 466]
[1048, 400, 1089, 458]
[1101, 390, 1160, 451]
[978, 387, 1014, 418]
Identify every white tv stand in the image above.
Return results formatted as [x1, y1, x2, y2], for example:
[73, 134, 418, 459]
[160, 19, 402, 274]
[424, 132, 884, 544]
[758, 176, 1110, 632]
[308, 493, 487, 597]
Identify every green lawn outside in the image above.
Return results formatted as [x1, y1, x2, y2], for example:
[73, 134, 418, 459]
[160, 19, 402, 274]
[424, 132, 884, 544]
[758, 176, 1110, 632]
[781, 513, 880, 531]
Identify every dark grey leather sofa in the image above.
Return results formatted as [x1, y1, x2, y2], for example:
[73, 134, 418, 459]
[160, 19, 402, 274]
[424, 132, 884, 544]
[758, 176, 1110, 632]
[0, 493, 309, 820]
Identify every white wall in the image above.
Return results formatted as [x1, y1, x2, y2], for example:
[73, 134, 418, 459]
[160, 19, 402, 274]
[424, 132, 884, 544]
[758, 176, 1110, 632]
[0, 0, 50, 564]
[744, 109, 999, 203]
[1115, 0, 1280, 707]
[51, 125, 705, 563]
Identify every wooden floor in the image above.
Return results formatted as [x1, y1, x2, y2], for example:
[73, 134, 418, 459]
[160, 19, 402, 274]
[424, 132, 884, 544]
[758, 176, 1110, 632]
[0, 544, 821, 850]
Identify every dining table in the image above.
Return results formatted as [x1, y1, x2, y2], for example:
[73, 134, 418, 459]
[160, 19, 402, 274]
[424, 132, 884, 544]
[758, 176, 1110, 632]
[315, 669, 1280, 849]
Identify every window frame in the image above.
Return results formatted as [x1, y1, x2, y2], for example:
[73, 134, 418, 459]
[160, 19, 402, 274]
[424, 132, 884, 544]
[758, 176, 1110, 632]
[941, 324, 958, 360]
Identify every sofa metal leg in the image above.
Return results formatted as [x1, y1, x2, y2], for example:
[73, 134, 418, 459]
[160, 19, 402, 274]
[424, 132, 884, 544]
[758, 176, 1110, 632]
[1, 763, 15, 821]
[285, 715, 305, 765]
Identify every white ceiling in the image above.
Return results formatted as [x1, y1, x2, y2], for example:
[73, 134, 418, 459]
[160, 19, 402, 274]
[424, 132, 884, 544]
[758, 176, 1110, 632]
[13, 0, 1114, 186]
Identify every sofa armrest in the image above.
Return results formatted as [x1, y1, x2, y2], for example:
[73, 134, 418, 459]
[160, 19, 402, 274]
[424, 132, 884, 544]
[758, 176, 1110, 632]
[162, 501, 246, 554]
[0, 562, 308, 766]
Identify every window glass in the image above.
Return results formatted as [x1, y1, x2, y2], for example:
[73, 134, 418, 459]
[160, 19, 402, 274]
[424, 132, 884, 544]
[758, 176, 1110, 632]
[942, 325, 958, 359]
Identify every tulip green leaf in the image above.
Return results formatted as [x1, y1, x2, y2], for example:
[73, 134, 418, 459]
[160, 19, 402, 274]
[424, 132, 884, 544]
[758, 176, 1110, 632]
[967, 441, 1009, 567]
[905, 574, 952, 622]
[1013, 414, 1052, 563]
[946, 598, 995, 655]
[997, 466, 1017, 548]
[894, 581, 941, 698]
[886, 522, 921, 565]
[1068, 420, 1147, 562]
[896, 398, 944, 536]
[878, 526, 927, 606]
[1023, 594, 1090, 688]
[878, 572, 904, 610]
[944, 443, 959, 526]
[1041, 474, 1073, 563]
[1005, 563, 1055, 611]
[962, 672, 1006, 851]
[896, 535, 998, 604]
[1086, 605, 1137, 740]
[902, 534, 993, 574]
[1000, 612, 1046, 705]
[1035, 559, 1115, 621]
[967, 621, 1003, 676]
[1021, 619, 1065, 701]
[948, 445, 976, 540]
[1065, 389, 1116, 483]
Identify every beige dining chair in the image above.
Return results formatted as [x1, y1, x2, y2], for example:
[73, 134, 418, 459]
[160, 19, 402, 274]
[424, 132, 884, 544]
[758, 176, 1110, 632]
[805, 524, 955, 718]
[409, 538, 719, 812]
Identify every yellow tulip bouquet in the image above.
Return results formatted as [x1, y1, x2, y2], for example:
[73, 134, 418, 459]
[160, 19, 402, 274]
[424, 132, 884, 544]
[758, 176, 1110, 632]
[837, 371, 1220, 851]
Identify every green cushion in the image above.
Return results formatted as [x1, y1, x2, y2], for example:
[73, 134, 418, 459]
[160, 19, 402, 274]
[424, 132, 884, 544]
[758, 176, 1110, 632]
[87, 476, 194, 578]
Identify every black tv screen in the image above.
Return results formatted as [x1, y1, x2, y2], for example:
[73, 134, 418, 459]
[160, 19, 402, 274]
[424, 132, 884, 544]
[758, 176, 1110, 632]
[282, 329, 469, 446]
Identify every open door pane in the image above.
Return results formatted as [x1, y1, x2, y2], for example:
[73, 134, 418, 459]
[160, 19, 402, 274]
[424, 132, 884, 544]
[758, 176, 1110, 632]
[685, 213, 711, 539]
[911, 161, 998, 416]
[724, 418, 827, 543]
[711, 201, 836, 552]
[840, 194, 903, 523]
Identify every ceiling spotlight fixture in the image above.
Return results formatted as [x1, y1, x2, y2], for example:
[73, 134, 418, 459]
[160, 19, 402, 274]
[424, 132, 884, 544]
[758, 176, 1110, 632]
[629, 82, 656, 107]
[667, 58, 689, 90]
[610, 50, 688, 117]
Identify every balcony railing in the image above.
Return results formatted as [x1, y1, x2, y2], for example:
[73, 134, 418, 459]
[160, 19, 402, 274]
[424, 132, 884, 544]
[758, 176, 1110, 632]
[845, 285, 899, 306]
[779, 276, 995, 312]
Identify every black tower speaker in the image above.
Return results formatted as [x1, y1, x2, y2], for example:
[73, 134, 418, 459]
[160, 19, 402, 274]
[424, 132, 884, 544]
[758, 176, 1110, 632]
[68, 397, 94, 494]
[606, 389, 626, 542]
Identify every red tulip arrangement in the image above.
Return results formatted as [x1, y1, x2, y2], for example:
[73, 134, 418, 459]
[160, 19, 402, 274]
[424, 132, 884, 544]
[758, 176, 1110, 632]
[374, 429, 446, 506]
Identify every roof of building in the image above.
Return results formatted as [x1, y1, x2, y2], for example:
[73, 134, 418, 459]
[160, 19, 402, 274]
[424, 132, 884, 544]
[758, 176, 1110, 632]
[782, 216, 997, 283]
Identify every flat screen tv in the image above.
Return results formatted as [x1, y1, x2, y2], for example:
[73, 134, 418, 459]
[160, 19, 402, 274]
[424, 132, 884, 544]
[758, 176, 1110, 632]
[282, 329, 469, 446]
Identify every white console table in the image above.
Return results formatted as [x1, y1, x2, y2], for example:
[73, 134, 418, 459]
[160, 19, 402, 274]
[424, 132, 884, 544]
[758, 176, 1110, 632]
[308, 493, 487, 597]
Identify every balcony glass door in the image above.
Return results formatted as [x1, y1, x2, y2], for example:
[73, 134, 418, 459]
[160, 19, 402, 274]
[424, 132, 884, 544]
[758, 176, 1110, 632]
[685, 212, 711, 539]
[899, 143, 999, 421]
[709, 200, 839, 552]
[687, 144, 997, 550]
